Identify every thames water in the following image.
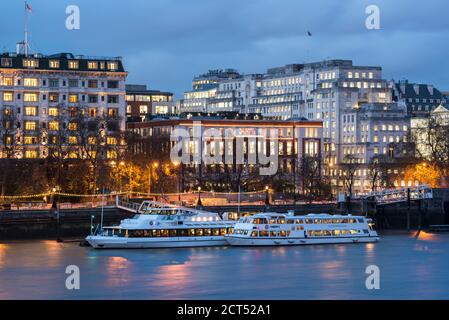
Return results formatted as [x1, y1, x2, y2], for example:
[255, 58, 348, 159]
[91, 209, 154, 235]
[0, 232, 448, 299]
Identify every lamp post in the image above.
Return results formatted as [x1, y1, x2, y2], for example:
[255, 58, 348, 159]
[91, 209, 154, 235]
[51, 187, 62, 243]
[197, 186, 203, 207]
[148, 162, 159, 196]
[172, 161, 181, 203]
[265, 185, 270, 210]
[90, 215, 95, 235]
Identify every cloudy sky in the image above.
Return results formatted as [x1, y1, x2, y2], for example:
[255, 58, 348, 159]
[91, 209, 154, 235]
[1, 0, 449, 97]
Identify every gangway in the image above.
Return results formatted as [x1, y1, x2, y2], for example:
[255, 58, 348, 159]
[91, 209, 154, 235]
[355, 185, 433, 205]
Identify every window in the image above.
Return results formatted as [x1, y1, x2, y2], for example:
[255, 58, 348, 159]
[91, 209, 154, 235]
[88, 61, 98, 69]
[1, 57, 12, 67]
[68, 136, 78, 144]
[88, 95, 98, 103]
[25, 121, 37, 131]
[107, 137, 117, 145]
[155, 105, 168, 114]
[107, 81, 119, 89]
[88, 80, 98, 88]
[88, 137, 96, 145]
[3, 92, 13, 102]
[25, 150, 38, 158]
[107, 150, 117, 159]
[24, 93, 39, 102]
[68, 122, 77, 131]
[108, 108, 118, 118]
[49, 79, 59, 88]
[23, 58, 38, 68]
[107, 61, 118, 71]
[48, 121, 59, 131]
[69, 94, 78, 103]
[24, 78, 39, 87]
[49, 93, 59, 103]
[24, 136, 38, 144]
[88, 108, 97, 117]
[68, 79, 78, 88]
[48, 108, 59, 117]
[2, 77, 13, 86]
[25, 106, 37, 116]
[49, 60, 60, 68]
[107, 95, 118, 104]
[139, 105, 148, 114]
[68, 60, 79, 69]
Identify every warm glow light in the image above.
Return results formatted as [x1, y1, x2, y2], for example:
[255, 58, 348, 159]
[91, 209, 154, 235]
[198, 187, 201, 191]
[153, 162, 159, 168]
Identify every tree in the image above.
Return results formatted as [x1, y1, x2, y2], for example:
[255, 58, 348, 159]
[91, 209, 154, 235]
[404, 162, 440, 188]
[340, 155, 361, 197]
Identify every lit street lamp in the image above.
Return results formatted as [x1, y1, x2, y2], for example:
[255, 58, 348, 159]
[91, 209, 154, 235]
[197, 186, 203, 207]
[148, 162, 159, 196]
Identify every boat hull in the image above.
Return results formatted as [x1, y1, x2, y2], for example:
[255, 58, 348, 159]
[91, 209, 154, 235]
[86, 236, 228, 249]
[225, 236, 380, 246]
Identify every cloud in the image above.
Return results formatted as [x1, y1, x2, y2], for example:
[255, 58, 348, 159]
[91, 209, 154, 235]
[1, 0, 449, 97]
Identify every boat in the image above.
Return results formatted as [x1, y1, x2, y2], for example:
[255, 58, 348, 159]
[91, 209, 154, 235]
[225, 212, 379, 246]
[86, 201, 235, 249]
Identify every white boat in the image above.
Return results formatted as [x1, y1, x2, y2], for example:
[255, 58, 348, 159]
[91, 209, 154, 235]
[86, 201, 235, 249]
[225, 212, 379, 246]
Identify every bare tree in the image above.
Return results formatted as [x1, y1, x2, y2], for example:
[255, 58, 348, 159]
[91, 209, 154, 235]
[340, 155, 361, 197]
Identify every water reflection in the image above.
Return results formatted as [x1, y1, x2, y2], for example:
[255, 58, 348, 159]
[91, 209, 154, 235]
[0, 243, 9, 269]
[105, 256, 133, 287]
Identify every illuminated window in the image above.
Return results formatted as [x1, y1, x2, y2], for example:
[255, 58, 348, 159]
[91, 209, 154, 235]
[68, 136, 78, 144]
[107, 150, 117, 159]
[88, 61, 98, 69]
[68, 122, 77, 131]
[48, 108, 59, 117]
[68, 60, 79, 69]
[25, 150, 38, 158]
[108, 108, 118, 118]
[2, 77, 13, 86]
[23, 59, 38, 68]
[24, 78, 39, 87]
[69, 94, 78, 103]
[24, 93, 39, 102]
[24, 136, 38, 144]
[25, 121, 37, 131]
[88, 108, 97, 117]
[49, 93, 59, 102]
[88, 137, 96, 145]
[25, 106, 37, 116]
[48, 121, 59, 131]
[3, 92, 13, 102]
[155, 105, 168, 114]
[107, 137, 117, 145]
[49, 60, 60, 68]
[139, 105, 148, 114]
[107, 61, 118, 71]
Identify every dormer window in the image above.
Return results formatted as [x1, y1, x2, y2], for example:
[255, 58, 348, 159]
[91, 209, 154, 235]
[68, 60, 79, 69]
[107, 61, 118, 71]
[49, 60, 60, 68]
[1, 58, 12, 67]
[23, 58, 38, 68]
[88, 61, 98, 69]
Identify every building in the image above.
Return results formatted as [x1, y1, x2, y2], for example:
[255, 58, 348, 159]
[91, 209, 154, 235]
[389, 79, 447, 117]
[337, 102, 411, 191]
[125, 84, 175, 122]
[127, 116, 323, 191]
[0, 52, 127, 159]
[411, 104, 449, 160]
[178, 69, 241, 113]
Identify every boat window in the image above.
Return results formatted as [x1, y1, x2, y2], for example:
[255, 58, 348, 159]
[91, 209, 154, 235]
[350, 230, 359, 235]
[195, 229, 203, 236]
[305, 219, 312, 224]
[314, 219, 321, 224]
[212, 229, 220, 236]
[363, 230, 369, 234]
[204, 229, 212, 236]
[144, 230, 151, 237]
[349, 219, 357, 224]
[220, 228, 227, 236]
[269, 218, 277, 224]
[287, 219, 295, 224]
[295, 219, 304, 224]
[358, 218, 364, 223]
[323, 230, 332, 236]
[333, 230, 341, 236]
[259, 230, 269, 237]
[189, 229, 196, 236]
[178, 229, 188, 237]
[160, 229, 169, 237]
[342, 219, 349, 224]
[277, 218, 286, 224]
[270, 231, 277, 237]
[169, 230, 177, 237]
[228, 228, 234, 235]
[332, 219, 340, 224]
[251, 231, 258, 237]
[279, 230, 287, 237]
[341, 230, 349, 235]
[153, 229, 161, 237]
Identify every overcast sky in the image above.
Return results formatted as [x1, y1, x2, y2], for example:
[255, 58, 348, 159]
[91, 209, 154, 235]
[1, 0, 449, 98]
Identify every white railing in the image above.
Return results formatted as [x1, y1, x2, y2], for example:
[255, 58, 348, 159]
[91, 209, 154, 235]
[356, 185, 433, 204]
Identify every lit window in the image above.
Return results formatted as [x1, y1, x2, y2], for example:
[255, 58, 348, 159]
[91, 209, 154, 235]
[48, 121, 59, 131]
[107, 61, 118, 71]
[24, 78, 39, 87]
[68, 122, 77, 131]
[68, 60, 79, 69]
[69, 94, 78, 103]
[25, 106, 37, 116]
[48, 108, 59, 117]
[25, 121, 37, 131]
[88, 137, 96, 145]
[107, 137, 117, 145]
[68, 136, 78, 144]
[3, 92, 13, 102]
[25, 150, 38, 158]
[2, 77, 13, 86]
[88, 61, 98, 69]
[107, 150, 117, 159]
[23, 59, 38, 68]
[49, 60, 60, 68]
[24, 93, 39, 102]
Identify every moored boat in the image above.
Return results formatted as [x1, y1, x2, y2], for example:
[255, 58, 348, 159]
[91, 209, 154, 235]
[225, 212, 379, 246]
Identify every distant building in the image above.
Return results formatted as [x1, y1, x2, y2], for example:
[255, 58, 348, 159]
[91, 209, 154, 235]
[389, 80, 447, 117]
[178, 69, 241, 113]
[0, 52, 127, 159]
[125, 84, 175, 122]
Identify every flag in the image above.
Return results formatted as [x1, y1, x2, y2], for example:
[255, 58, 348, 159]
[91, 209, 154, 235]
[307, 31, 312, 36]
[25, 2, 33, 13]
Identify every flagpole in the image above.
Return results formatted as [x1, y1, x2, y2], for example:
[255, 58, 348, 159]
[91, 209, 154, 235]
[24, 1, 28, 56]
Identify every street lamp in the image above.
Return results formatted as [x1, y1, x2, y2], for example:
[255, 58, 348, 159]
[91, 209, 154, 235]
[197, 186, 203, 207]
[148, 161, 159, 195]
[265, 186, 270, 208]
[172, 161, 181, 203]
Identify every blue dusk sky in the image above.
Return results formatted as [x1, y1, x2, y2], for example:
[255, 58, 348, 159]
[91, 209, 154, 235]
[1, 0, 449, 98]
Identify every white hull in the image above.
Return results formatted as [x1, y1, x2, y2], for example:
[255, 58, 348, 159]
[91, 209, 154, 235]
[86, 236, 228, 249]
[226, 236, 380, 246]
